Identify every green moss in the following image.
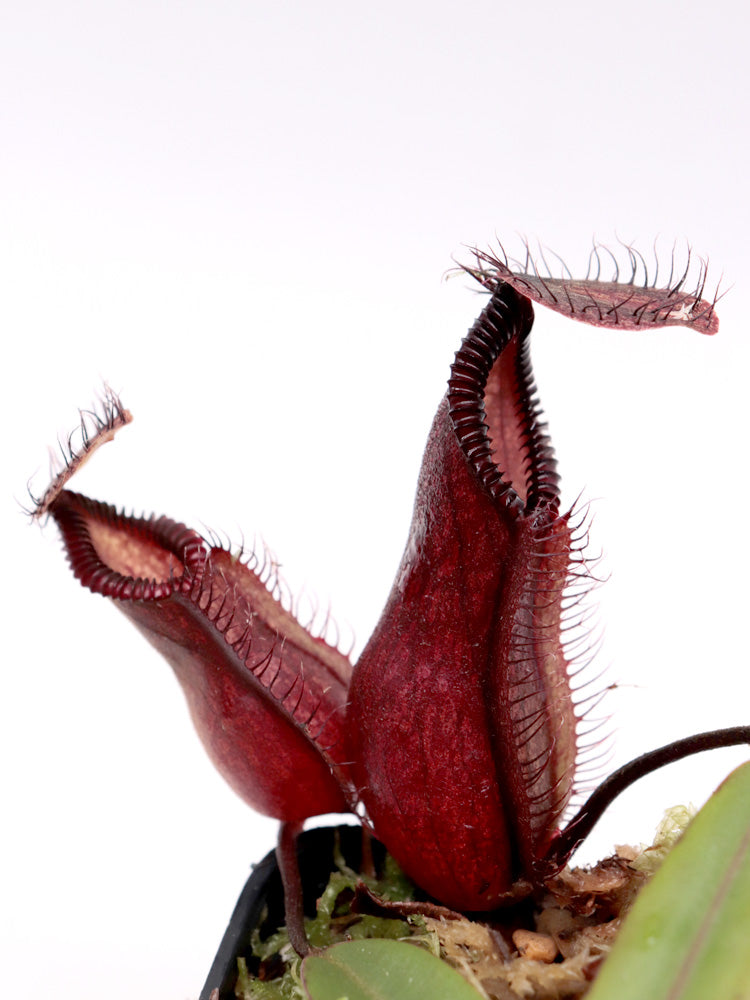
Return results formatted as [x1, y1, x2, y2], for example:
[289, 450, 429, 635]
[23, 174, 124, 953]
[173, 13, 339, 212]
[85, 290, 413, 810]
[236, 956, 304, 1000]
[236, 843, 431, 999]
[629, 804, 696, 875]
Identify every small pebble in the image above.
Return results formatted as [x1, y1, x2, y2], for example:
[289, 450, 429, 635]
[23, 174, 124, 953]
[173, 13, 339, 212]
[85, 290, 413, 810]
[511, 929, 558, 963]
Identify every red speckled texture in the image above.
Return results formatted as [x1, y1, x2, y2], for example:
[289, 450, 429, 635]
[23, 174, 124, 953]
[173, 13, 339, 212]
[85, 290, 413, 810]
[52, 492, 352, 820]
[348, 286, 577, 909]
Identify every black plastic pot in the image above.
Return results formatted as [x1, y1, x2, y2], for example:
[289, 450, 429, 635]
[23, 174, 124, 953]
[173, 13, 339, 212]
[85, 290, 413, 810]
[200, 825, 378, 1000]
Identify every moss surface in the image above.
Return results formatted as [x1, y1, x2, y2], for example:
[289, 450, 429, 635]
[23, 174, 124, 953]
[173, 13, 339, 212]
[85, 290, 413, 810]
[236, 809, 692, 1000]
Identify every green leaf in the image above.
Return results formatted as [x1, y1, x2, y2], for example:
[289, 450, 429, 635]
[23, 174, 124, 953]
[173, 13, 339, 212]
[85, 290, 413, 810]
[301, 939, 483, 1000]
[588, 761, 750, 1000]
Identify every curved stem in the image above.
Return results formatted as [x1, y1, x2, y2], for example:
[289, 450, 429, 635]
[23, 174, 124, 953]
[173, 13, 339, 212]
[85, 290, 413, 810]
[545, 726, 750, 872]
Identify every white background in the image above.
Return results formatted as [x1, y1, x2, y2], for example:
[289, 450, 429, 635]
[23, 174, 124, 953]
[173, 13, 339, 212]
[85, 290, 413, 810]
[2, 2, 749, 997]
